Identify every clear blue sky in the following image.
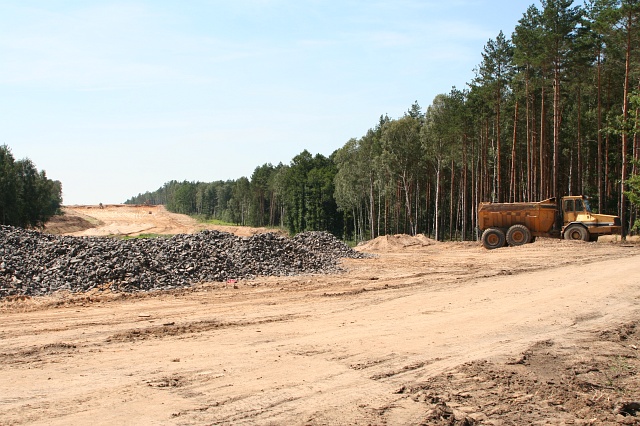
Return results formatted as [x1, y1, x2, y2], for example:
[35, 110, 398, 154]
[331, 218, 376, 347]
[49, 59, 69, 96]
[1, 0, 538, 205]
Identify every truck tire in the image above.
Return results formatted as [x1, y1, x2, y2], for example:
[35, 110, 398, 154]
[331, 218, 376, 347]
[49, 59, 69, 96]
[506, 224, 531, 246]
[481, 228, 506, 250]
[564, 224, 589, 241]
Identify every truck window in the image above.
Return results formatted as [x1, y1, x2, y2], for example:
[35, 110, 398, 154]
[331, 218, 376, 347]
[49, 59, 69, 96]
[564, 200, 573, 212]
[575, 199, 584, 212]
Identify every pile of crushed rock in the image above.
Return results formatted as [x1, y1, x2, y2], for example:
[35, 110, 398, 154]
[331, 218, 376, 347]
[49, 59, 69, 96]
[0, 225, 369, 298]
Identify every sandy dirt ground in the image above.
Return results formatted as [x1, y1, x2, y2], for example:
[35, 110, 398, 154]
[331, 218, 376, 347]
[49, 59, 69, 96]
[44, 204, 280, 237]
[3, 206, 640, 425]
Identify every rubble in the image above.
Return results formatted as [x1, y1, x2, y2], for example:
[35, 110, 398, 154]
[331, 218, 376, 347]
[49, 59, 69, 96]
[0, 226, 368, 297]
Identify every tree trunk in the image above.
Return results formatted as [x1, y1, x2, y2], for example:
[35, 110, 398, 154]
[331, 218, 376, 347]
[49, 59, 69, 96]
[401, 175, 414, 236]
[510, 100, 519, 202]
[540, 84, 547, 199]
[462, 135, 468, 241]
[525, 73, 532, 201]
[606, 73, 612, 200]
[597, 51, 603, 213]
[532, 91, 538, 200]
[450, 158, 455, 240]
[577, 86, 582, 195]
[483, 120, 490, 201]
[369, 174, 376, 239]
[435, 158, 441, 241]
[620, 6, 634, 241]
[553, 54, 561, 200]
[496, 86, 502, 203]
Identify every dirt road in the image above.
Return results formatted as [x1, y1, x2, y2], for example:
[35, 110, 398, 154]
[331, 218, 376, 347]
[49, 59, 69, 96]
[44, 204, 279, 237]
[2, 231, 640, 424]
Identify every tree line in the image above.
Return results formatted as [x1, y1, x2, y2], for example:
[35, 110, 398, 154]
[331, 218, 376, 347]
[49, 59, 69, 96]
[125, 151, 344, 237]
[128, 0, 640, 241]
[0, 145, 62, 228]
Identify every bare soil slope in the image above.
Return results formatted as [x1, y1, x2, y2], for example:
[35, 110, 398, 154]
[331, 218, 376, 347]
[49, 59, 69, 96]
[45, 204, 280, 237]
[3, 208, 640, 425]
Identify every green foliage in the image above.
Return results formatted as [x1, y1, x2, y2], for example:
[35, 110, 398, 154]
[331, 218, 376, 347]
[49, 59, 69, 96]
[126, 0, 640, 240]
[626, 164, 640, 232]
[624, 91, 640, 231]
[279, 150, 342, 236]
[381, 114, 423, 235]
[195, 217, 236, 226]
[125, 154, 343, 237]
[0, 145, 62, 228]
[334, 117, 387, 241]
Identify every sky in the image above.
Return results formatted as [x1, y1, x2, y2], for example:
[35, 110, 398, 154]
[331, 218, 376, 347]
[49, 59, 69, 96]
[1, 0, 539, 205]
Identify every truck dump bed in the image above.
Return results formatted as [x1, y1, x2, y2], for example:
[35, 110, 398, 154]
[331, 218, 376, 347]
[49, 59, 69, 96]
[478, 198, 558, 236]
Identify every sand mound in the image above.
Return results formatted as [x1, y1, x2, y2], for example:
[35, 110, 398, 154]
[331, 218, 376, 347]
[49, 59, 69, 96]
[357, 234, 437, 252]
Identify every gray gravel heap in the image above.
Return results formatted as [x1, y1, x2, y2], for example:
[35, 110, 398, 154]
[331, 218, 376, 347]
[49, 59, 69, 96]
[0, 226, 368, 298]
[292, 231, 366, 259]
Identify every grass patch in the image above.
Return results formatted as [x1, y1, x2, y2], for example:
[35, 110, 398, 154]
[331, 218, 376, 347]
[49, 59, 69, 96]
[193, 215, 236, 226]
[343, 239, 359, 248]
[113, 233, 171, 240]
[201, 219, 237, 226]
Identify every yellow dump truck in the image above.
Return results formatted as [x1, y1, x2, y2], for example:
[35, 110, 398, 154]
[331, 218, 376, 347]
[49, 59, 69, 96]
[478, 196, 621, 249]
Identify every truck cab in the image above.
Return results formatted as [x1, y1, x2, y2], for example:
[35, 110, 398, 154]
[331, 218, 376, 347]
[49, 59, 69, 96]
[561, 195, 621, 241]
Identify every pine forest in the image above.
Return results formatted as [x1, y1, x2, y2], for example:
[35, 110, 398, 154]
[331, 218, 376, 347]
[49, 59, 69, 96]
[126, 0, 640, 242]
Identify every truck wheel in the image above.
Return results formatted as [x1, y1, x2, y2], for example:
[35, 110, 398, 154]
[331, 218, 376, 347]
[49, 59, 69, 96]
[564, 225, 589, 241]
[481, 228, 506, 250]
[506, 224, 531, 246]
